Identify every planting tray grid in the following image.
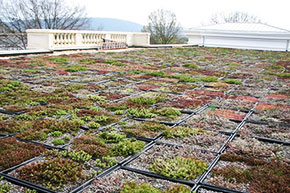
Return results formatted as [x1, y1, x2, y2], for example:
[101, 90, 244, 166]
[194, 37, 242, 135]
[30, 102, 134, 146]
[0, 47, 289, 192]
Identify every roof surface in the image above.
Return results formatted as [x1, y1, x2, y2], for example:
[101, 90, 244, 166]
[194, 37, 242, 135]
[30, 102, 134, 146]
[189, 23, 290, 33]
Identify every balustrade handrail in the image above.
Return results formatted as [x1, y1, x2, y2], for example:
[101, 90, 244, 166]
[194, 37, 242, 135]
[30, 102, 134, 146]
[26, 29, 150, 50]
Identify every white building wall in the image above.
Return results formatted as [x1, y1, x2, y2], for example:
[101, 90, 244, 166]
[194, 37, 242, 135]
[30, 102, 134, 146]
[203, 36, 288, 51]
[187, 34, 203, 45]
[184, 29, 290, 51]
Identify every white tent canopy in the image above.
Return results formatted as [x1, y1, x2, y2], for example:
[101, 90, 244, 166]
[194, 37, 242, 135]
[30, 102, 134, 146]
[184, 23, 290, 51]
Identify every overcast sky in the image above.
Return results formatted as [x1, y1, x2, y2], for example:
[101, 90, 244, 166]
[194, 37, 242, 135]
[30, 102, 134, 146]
[73, 0, 290, 30]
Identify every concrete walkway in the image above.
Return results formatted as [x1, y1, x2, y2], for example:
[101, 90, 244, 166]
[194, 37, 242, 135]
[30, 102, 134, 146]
[0, 44, 196, 57]
[0, 49, 52, 57]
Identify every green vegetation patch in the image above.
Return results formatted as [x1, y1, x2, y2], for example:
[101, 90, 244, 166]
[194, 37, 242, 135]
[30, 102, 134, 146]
[15, 158, 83, 191]
[149, 156, 208, 180]
[163, 126, 205, 138]
[123, 122, 167, 138]
[156, 107, 181, 117]
[183, 63, 198, 69]
[65, 65, 87, 72]
[223, 79, 242, 85]
[121, 181, 190, 193]
[200, 76, 218, 82]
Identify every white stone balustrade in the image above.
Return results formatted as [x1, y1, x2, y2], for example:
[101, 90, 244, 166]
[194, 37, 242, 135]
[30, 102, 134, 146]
[26, 29, 150, 50]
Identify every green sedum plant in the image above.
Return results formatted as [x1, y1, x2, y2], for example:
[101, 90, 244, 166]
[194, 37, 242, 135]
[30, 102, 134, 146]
[112, 139, 145, 157]
[127, 108, 157, 118]
[43, 150, 92, 162]
[121, 181, 191, 193]
[156, 107, 181, 117]
[223, 79, 242, 85]
[163, 126, 205, 138]
[149, 156, 208, 180]
[94, 156, 117, 168]
[200, 76, 218, 82]
[50, 131, 63, 137]
[98, 131, 126, 143]
[52, 139, 66, 145]
[123, 122, 167, 138]
[121, 181, 161, 193]
[66, 65, 87, 72]
[183, 63, 198, 68]
[0, 177, 11, 193]
[15, 158, 84, 191]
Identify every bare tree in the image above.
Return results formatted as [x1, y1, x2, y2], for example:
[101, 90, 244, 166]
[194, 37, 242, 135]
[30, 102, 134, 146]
[0, 0, 88, 49]
[210, 11, 262, 24]
[142, 9, 184, 44]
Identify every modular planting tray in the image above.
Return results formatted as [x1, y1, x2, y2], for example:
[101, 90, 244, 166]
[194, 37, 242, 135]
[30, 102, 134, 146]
[0, 47, 289, 192]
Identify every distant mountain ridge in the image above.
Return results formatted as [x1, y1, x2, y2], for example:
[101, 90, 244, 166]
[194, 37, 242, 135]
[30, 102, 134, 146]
[87, 17, 143, 32]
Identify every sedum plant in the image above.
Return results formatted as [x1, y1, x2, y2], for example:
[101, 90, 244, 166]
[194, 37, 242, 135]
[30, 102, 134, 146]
[43, 150, 92, 162]
[149, 156, 208, 180]
[163, 126, 205, 138]
[156, 107, 181, 117]
[94, 156, 117, 168]
[123, 122, 166, 138]
[98, 131, 126, 143]
[15, 158, 84, 191]
[112, 139, 145, 157]
[127, 108, 157, 118]
[121, 181, 191, 193]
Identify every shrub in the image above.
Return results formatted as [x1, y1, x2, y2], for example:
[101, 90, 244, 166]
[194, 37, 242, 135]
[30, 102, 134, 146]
[149, 156, 208, 180]
[112, 139, 145, 157]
